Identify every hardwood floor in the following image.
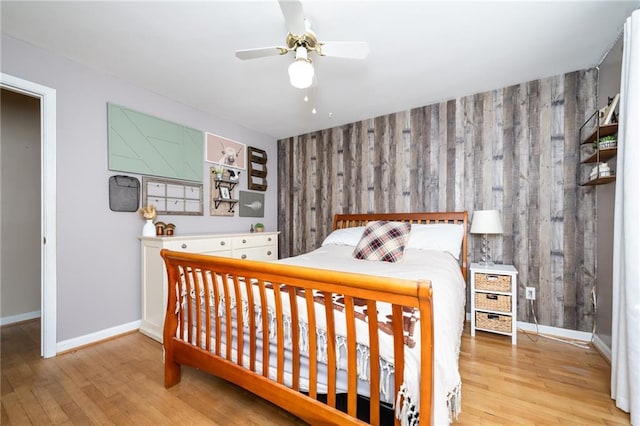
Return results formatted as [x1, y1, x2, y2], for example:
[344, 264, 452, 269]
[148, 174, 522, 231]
[1, 320, 630, 425]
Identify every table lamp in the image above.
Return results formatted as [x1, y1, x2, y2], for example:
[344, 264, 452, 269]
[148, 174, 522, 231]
[470, 210, 503, 266]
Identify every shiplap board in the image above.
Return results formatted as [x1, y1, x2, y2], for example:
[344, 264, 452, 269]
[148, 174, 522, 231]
[278, 69, 598, 332]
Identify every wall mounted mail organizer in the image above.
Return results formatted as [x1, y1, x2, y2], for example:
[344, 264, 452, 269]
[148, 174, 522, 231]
[247, 146, 267, 191]
[142, 176, 203, 216]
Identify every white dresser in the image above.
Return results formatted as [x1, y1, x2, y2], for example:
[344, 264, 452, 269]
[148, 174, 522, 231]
[140, 232, 278, 342]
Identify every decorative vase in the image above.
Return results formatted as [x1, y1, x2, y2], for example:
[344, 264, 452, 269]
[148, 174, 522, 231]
[142, 219, 155, 237]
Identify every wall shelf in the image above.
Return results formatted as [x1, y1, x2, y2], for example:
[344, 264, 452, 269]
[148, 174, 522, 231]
[579, 111, 618, 186]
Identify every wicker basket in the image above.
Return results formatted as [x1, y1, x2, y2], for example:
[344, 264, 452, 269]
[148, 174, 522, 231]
[475, 273, 511, 292]
[475, 312, 512, 333]
[475, 293, 511, 312]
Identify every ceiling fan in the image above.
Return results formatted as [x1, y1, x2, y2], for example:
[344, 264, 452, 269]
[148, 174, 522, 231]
[235, 0, 369, 89]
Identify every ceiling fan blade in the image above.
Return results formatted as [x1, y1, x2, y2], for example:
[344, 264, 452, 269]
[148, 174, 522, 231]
[319, 41, 370, 59]
[278, 0, 306, 35]
[235, 46, 288, 60]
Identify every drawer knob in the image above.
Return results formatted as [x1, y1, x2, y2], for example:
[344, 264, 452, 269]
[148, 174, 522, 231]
[268, 237, 272, 241]
[241, 254, 247, 259]
[267, 251, 272, 256]
[220, 241, 225, 246]
[181, 243, 187, 249]
[242, 239, 247, 243]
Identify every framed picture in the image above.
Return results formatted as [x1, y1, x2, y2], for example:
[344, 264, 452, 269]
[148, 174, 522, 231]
[239, 191, 265, 217]
[220, 186, 231, 200]
[205, 132, 246, 170]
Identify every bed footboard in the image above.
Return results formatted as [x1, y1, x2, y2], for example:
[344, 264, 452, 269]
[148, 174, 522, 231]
[161, 249, 434, 426]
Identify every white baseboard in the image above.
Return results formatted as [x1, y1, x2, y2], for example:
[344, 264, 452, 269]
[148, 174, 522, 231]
[592, 333, 612, 362]
[465, 313, 593, 342]
[516, 321, 592, 342]
[56, 320, 141, 353]
[1, 310, 40, 326]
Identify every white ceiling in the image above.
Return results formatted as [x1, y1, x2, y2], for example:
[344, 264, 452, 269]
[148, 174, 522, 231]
[2, 1, 638, 139]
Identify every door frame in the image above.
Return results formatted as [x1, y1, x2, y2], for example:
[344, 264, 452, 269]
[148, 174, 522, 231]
[1, 73, 57, 358]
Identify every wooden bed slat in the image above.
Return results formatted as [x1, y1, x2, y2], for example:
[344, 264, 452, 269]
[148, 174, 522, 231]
[324, 291, 337, 408]
[223, 271, 233, 360]
[344, 295, 357, 418]
[305, 289, 318, 399]
[258, 279, 269, 378]
[288, 286, 301, 391]
[367, 299, 381, 426]
[245, 277, 256, 372]
[392, 305, 404, 426]
[203, 271, 212, 352]
[274, 283, 285, 384]
[233, 275, 244, 368]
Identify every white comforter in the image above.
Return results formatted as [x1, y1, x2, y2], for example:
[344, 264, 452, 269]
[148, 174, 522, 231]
[277, 246, 466, 425]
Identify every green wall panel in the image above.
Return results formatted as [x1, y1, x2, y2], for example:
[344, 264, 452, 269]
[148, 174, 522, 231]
[107, 103, 203, 182]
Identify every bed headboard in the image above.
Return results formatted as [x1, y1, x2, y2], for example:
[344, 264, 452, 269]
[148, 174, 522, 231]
[333, 211, 468, 281]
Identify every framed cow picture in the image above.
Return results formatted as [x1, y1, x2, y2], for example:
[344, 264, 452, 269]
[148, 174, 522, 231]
[205, 132, 246, 170]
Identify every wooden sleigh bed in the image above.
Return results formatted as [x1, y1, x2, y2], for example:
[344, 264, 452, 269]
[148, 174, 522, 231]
[160, 212, 468, 425]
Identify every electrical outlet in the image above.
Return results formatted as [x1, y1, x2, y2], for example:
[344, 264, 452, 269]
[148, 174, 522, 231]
[525, 287, 536, 300]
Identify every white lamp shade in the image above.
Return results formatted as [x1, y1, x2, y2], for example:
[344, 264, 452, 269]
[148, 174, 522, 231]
[288, 59, 314, 89]
[470, 210, 503, 234]
[288, 46, 314, 89]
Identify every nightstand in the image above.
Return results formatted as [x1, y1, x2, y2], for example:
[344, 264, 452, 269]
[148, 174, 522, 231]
[470, 263, 518, 345]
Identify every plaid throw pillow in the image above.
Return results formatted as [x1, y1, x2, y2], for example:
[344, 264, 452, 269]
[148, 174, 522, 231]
[352, 220, 411, 263]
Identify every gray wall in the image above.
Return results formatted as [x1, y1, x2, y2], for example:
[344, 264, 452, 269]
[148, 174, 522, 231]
[595, 36, 623, 350]
[1, 34, 278, 342]
[1, 89, 41, 320]
[278, 70, 599, 332]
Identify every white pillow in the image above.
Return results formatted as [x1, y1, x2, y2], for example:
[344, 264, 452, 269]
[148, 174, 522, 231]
[321, 226, 366, 247]
[406, 224, 465, 259]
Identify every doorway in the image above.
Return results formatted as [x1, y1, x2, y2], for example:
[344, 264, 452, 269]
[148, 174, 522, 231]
[0, 73, 57, 358]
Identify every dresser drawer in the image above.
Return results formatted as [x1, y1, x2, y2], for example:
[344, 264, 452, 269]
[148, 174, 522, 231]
[232, 234, 276, 249]
[474, 273, 511, 292]
[164, 238, 231, 253]
[233, 246, 277, 261]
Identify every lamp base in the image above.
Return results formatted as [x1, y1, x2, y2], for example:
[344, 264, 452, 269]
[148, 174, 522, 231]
[480, 234, 493, 267]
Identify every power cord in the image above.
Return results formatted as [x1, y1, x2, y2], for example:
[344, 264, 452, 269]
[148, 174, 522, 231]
[518, 298, 591, 350]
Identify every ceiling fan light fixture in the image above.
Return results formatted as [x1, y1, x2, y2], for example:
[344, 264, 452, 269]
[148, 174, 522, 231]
[288, 46, 314, 89]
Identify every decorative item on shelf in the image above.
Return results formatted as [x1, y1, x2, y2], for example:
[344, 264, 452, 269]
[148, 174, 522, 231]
[590, 163, 613, 180]
[139, 204, 157, 237]
[254, 223, 264, 232]
[212, 164, 225, 180]
[600, 93, 620, 125]
[250, 224, 255, 233]
[228, 170, 240, 182]
[155, 221, 166, 236]
[165, 223, 176, 236]
[594, 135, 617, 150]
[470, 210, 504, 267]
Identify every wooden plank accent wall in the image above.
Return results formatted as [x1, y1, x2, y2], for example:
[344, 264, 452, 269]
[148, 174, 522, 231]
[278, 69, 597, 331]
